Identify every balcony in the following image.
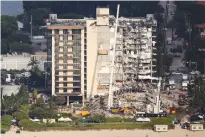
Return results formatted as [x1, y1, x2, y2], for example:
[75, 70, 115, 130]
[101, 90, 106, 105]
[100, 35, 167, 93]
[55, 81, 74, 83]
[56, 85, 81, 89]
[55, 91, 81, 96]
[138, 70, 152, 75]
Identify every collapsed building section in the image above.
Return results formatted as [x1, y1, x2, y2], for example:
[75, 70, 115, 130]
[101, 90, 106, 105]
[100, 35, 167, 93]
[117, 15, 158, 91]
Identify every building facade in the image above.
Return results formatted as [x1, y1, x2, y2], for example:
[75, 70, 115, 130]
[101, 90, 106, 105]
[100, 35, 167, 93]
[47, 7, 158, 105]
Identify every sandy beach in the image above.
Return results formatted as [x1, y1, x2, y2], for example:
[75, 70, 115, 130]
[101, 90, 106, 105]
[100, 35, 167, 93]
[2, 128, 205, 137]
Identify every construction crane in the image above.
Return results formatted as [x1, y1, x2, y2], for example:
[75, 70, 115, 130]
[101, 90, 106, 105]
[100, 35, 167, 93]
[108, 4, 120, 109]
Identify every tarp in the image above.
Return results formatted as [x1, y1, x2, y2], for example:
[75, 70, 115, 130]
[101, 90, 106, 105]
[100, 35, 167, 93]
[136, 117, 150, 122]
[58, 117, 72, 122]
[32, 118, 40, 122]
[64, 117, 72, 122]
[136, 117, 144, 122]
[58, 117, 66, 122]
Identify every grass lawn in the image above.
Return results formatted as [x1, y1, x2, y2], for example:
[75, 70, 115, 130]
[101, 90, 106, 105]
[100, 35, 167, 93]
[44, 123, 153, 131]
[21, 115, 176, 131]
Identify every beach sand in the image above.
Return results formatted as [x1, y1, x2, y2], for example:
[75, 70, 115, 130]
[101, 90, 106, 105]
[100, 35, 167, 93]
[2, 128, 205, 137]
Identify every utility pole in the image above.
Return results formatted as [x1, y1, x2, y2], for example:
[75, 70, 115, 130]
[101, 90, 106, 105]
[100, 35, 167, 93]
[30, 15, 33, 40]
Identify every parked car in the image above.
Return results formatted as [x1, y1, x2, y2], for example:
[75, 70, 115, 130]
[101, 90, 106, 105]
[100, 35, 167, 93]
[181, 122, 190, 129]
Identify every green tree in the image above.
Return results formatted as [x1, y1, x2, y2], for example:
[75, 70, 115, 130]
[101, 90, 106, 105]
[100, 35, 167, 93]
[36, 97, 44, 106]
[1, 39, 9, 54]
[29, 107, 49, 119]
[10, 42, 32, 53]
[55, 96, 66, 106]
[16, 86, 29, 105]
[1, 94, 19, 115]
[10, 32, 31, 44]
[1, 115, 13, 126]
[1, 115, 13, 131]
[13, 110, 29, 121]
[1, 15, 18, 38]
[48, 96, 57, 110]
[27, 60, 46, 88]
[188, 77, 205, 113]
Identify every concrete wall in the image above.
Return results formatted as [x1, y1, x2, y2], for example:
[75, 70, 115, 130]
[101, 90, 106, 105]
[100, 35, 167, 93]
[86, 20, 98, 99]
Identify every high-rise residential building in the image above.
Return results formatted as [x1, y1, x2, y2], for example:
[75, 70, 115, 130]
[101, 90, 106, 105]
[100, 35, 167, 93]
[46, 7, 158, 105]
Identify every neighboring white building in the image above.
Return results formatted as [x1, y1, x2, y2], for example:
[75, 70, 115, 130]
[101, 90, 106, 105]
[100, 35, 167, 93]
[1, 85, 21, 99]
[0, 52, 47, 71]
[17, 21, 23, 30]
[1, 54, 31, 70]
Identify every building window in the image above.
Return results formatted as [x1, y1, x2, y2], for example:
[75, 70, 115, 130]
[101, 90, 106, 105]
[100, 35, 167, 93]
[84, 44, 87, 49]
[63, 65, 67, 69]
[63, 29, 68, 34]
[73, 64, 80, 69]
[54, 29, 59, 34]
[63, 77, 67, 81]
[63, 89, 67, 92]
[72, 35, 81, 40]
[84, 62, 87, 67]
[55, 76, 59, 80]
[73, 76, 81, 81]
[73, 70, 81, 74]
[63, 83, 67, 87]
[55, 88, 59, 92]
[73, 58, 81, 63]
[73, 88, 81, 92]
[73, 82, 81, 87]
[72, 29, 81, 34]
[63, 35, 68, 40]
[73, 52, 81, 58]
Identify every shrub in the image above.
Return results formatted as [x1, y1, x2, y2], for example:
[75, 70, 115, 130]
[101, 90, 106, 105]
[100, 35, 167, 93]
[1, 115, 12, 125]
[19, 119, 46, 131]
[1, 115, 13, 131]
[13, 111, 29, 121]
[29, 107, 49, 119]
[87, 115, 106, 123]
